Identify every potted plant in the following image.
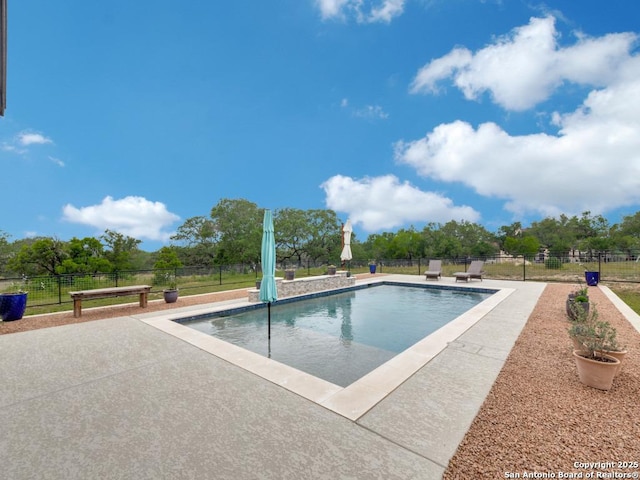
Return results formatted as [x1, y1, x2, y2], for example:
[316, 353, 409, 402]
[327, 265, 337, 275]
[0, 279, 28, 321]
[154, 247, 182, 303]
[566, 285, 589, 319]
[568, 303, 622, 390]
[284, 269, 295, 281]
[162, 274, 179, 304]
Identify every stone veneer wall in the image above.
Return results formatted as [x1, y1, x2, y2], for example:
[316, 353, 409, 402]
[248, 271, 356, 302]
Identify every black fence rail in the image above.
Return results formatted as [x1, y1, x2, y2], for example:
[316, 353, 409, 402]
[1, 254, 639, 311]
[366, 253, 640, 283]
[0, 264, 266, 310]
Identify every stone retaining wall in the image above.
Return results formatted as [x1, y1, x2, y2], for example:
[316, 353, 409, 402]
[248, 271, 356, 302]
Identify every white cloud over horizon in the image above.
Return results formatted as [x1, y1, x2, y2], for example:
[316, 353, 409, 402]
[62, 196, 180, 242]
[397, 17, 640, 218]
[321, 174, 480, 231]
[322, 15, 640, 228]
[316, 0, 405, 23]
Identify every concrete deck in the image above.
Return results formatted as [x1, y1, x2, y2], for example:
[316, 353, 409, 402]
[1, 276, 546, 479]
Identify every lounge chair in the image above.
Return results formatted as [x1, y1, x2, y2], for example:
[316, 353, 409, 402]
[424, 260, 442, 280]
[454, 260, 485, 282]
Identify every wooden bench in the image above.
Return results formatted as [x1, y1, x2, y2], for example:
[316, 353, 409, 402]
[69, 285, 152, 318]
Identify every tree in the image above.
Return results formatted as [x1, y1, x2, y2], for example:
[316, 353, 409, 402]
[274, 208, 308, 265]
[503, 235, 540, 256]
[389, 228, 424, 262]
[297, 209, 342, 265]
[8, 237, 68, 275]
[153, 246, 183, 270]
[438, 220, 498, 258]
[495, 222, 522, 251]
[0, 230, 11, 275]
[171, 216, 218, 266]
[363, 232, 395, 261]
[528, 216, 573, 256]
[210, 198, 262, 265]
[272, 208, 342, 266]
[57, 237, 112, 274]
[101, 230, 142, 271]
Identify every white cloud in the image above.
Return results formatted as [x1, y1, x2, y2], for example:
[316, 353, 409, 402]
[367, 0, 405, 23]
[321, 174, 480, 231]
[396, 53, 640, 217]
[410, 16, 637, 111]
[316, 0, 405, 23]
[18, 131, 53, 146]
[353, 104, 389, 120]
[316, 0, 349, 19]
[62, 196, 180, 242]
[49, 156, 65, 167]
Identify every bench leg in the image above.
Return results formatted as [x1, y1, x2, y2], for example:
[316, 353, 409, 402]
[139, 292, 148, 308]
[73, 299, 82, 318]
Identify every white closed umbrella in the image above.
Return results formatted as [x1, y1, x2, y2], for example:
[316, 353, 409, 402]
[340, 219, 353, 264]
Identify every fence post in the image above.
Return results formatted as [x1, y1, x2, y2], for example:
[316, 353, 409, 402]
[115, 270, 119, 287]
[219, 266, 222, 285]
[57, 275, 62, 304]
[598, 252, 602, 281]
[418, 258, 421, 275]
[523, 255, 526, 282]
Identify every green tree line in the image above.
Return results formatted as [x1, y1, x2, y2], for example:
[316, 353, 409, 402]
[3, 198, 640, 277]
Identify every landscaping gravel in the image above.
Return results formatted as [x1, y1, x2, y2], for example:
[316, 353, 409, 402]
[444, 283, 640, 479]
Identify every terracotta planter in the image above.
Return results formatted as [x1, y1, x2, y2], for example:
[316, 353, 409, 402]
[327, 266, 336, 275]
[284, 270, 295, 281]
[573, 350, 620, 391]
[596, 349, 627, 377]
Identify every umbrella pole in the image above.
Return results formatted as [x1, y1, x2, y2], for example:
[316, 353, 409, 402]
[268, 302, 271, 340]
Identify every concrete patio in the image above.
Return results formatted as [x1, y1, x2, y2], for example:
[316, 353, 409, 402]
[1, 276, 547, 479]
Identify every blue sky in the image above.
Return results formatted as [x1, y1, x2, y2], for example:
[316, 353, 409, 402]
[2, 0, 640, 251]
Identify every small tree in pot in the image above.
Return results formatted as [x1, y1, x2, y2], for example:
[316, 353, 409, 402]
[568, 303, 624, 390]
[154, 247, 182, 303]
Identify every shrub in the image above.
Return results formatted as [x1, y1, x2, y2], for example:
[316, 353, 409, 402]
[544, 257, 562, 269]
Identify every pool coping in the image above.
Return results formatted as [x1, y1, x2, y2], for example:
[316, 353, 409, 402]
[139, 277, 515, 421]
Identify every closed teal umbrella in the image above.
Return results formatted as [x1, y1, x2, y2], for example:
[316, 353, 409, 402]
[259, 209, 277, 339]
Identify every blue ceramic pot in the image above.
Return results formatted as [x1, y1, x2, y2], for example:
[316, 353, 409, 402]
[585, 271, 599, 286]
[0, 292, 28, 321]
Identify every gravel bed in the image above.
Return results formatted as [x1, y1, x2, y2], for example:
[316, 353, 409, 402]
[444, 283, 640, 479]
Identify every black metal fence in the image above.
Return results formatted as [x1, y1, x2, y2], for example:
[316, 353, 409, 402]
[2, 253, 639, 311]
[367, 253, 640, 283]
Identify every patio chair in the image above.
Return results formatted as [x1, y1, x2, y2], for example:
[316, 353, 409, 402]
[424, 260, 442, 280]
[454, 260, 485, 282]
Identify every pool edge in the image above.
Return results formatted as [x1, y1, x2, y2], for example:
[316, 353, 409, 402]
[138, 278, 515, 421]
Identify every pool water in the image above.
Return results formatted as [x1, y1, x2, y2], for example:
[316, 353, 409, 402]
[184, 284, 491, 387]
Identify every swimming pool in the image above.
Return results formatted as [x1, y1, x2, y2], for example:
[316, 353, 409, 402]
[183, 284, 492, 387]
